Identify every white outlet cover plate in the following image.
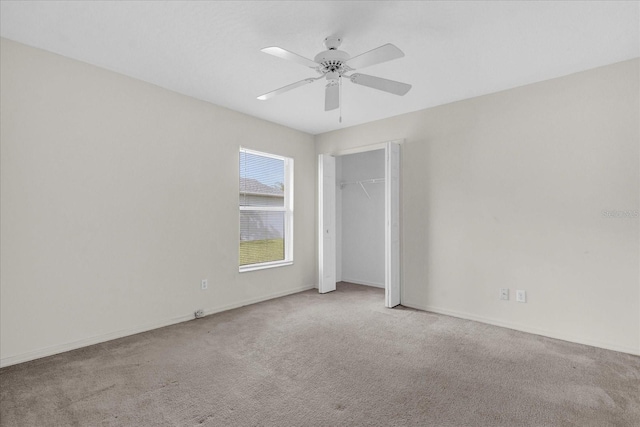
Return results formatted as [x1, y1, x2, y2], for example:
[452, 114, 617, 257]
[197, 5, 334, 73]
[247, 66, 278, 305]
[201, 279, 208, 290]
[516, 290, 526, 303]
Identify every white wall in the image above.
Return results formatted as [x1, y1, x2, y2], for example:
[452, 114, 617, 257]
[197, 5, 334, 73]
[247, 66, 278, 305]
[338, 150, 385, 288]
[316, 59, 640, 355]
[0, 38, 317, 367]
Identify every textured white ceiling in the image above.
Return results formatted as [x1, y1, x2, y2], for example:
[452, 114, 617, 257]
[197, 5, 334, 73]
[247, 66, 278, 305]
[1, 1, 638, 135]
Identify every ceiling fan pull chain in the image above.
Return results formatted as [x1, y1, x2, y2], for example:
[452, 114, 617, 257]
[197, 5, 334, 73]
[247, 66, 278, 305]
[339, 76, 343, 123]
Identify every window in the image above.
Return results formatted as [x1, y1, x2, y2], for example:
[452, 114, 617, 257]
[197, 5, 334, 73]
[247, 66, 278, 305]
[239, 148, 293, 271]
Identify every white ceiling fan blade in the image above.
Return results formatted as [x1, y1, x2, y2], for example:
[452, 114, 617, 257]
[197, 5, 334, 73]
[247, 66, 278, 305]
[257, 77, 319, 100]
[345, 44, 404, 70]
[349, 73, 411, 96]
[261, 47, 318, 68]
[325, 83, 339, 111]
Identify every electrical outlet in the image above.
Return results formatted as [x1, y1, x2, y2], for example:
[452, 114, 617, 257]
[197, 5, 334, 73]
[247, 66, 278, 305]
[500, 288, 509, 300]
[516, 290, 526, 303]
[201, 279, 208, 290]
[194, 309, 204, 318]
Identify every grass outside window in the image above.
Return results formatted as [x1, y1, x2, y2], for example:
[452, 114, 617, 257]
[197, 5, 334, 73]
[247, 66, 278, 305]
[239, 238, 285, 266]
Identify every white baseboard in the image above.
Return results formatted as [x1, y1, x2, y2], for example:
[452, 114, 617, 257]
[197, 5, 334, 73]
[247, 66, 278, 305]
[341, 278, 385, 289]
[0, 285, 315, 368]
[402, 301, 640, 356]
[199, 285, 316, 317]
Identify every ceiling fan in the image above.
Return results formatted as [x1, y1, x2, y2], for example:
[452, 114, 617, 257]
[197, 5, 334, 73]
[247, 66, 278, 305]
[257, 36, 412, 112]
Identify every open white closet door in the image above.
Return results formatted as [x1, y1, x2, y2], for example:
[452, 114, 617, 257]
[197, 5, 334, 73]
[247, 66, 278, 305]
[385, 142, 401, 307]
[318, 154, 336, 293]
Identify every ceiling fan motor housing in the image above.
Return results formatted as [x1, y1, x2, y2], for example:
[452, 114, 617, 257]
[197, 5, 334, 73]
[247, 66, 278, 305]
[314, 49, 350, 78]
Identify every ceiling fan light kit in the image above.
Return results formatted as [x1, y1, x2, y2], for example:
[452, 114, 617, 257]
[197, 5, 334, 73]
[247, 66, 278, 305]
[258, 36, 412, 116]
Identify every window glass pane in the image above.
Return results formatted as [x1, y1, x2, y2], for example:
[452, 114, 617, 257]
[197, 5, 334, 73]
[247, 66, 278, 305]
[239, 211, 285, 266]
[240, 151, 285, 207]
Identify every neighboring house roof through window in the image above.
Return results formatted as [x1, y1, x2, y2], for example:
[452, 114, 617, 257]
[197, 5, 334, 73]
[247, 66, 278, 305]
[240, 177, 284, 197]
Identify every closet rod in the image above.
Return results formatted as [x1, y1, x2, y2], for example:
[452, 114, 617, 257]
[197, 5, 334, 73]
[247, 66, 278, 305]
[339, 177, 385, 189]
[339, 177, 385, 200]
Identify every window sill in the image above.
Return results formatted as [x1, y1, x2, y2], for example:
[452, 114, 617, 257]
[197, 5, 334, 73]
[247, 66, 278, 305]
[239, 261, 293, 273]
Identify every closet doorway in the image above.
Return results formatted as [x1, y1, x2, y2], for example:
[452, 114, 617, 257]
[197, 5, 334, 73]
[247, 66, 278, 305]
[318, 141, 400, 307]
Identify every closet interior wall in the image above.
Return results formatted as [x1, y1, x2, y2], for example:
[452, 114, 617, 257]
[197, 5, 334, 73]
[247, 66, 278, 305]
[336, 150, 385, 288]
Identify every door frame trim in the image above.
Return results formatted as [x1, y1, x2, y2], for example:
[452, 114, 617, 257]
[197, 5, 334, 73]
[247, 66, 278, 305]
[319, 139, 403, 307]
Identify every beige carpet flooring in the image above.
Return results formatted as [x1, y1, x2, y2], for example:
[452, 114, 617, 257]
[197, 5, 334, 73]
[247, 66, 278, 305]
[1, 282, 639, 426]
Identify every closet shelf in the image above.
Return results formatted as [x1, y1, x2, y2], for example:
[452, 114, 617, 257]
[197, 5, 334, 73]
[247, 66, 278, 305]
[339, 178, 385, 199]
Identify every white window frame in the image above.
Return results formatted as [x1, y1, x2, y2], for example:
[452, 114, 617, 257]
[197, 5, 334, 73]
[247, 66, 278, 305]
[239, 147, 294, 272]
